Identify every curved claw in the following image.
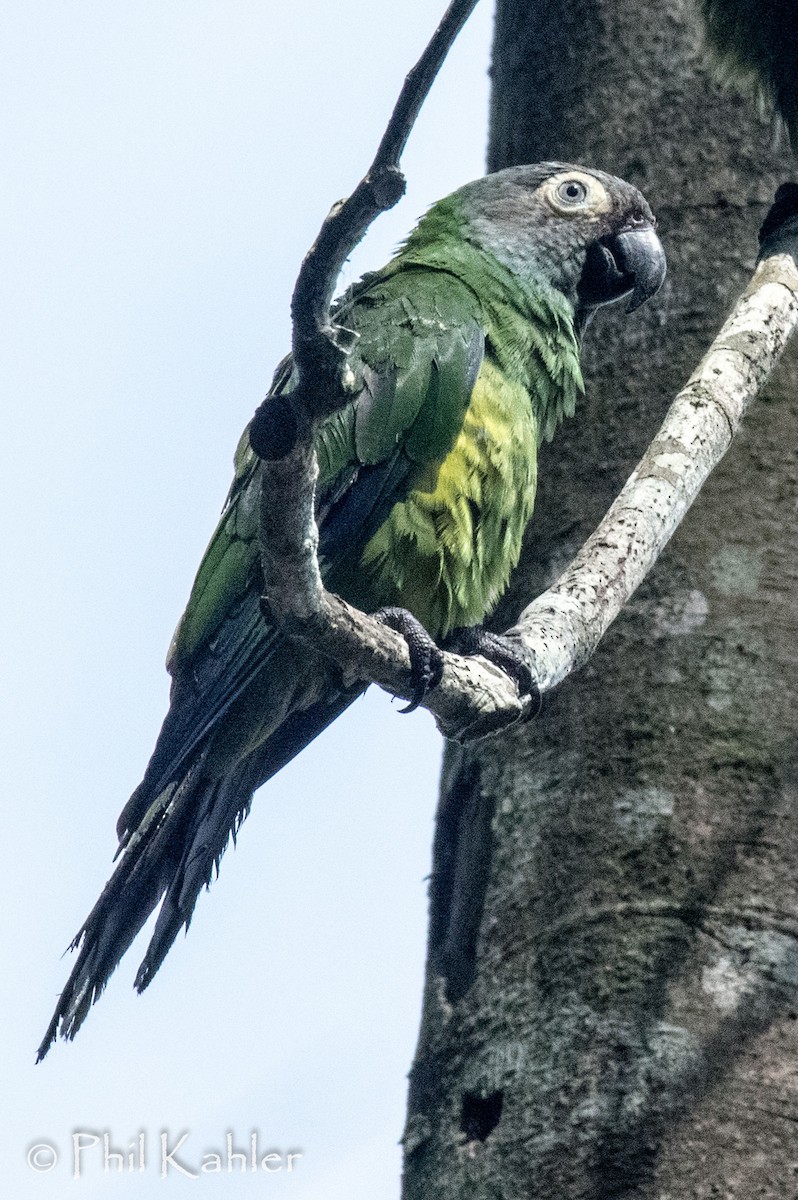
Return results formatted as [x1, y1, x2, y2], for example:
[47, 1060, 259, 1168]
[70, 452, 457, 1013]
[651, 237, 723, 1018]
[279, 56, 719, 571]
[373, 607, 444, 713]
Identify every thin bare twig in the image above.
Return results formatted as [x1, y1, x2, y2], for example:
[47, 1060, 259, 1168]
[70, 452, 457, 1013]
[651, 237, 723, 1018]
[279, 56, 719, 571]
[249, 0, 481, 459]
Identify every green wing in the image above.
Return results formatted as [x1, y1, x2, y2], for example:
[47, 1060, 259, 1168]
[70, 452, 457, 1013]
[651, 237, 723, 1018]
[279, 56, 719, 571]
[315, 269, 486, 575]
[119, 268, 485, 833]
[171, 267, 485, 670]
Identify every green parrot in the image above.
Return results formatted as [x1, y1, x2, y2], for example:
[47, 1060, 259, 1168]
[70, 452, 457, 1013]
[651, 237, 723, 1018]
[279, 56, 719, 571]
[699, 0, 798, 148]
[38, 162, 665, 1059]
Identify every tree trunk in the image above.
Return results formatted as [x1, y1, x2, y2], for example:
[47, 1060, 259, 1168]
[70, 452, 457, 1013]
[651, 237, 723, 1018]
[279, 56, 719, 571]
[402, 2, 798, 1196]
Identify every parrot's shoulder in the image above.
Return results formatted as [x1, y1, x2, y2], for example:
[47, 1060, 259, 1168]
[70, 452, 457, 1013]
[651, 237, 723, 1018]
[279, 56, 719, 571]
[317, 265, 486, 478]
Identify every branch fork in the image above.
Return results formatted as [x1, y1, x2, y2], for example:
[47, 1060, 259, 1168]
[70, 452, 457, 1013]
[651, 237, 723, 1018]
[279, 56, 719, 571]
[252, 0, 798, 743]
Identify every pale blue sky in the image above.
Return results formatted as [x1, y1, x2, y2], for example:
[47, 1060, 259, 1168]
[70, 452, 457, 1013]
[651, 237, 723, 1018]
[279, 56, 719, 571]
[1, 2, 494, 1196]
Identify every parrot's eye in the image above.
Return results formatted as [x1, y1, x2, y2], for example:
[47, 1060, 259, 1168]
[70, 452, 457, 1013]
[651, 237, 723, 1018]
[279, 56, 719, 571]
[543, 171, 608, 218]
[556, 179, 588, 205]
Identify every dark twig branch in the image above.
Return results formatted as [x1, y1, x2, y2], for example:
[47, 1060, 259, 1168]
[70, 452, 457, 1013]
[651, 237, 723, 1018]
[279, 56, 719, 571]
[254, 0, 525, 744]
[249, 0, 481, 460]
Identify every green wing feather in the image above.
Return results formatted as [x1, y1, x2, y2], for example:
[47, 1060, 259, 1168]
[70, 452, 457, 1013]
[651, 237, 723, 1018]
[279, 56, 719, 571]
[169, 268, 485, 675]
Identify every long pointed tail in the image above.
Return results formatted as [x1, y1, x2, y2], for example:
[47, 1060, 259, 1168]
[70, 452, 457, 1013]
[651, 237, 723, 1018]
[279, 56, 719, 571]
[37, 692, 360, 1061]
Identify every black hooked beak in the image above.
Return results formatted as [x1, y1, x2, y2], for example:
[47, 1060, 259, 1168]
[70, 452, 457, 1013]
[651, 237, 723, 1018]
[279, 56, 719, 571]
[577, 223, 666, 321]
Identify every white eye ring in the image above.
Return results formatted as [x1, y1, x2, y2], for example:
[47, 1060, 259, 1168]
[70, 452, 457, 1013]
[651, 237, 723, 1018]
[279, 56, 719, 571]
[544, 170, 609, 217]
[556, 179, 588, 206]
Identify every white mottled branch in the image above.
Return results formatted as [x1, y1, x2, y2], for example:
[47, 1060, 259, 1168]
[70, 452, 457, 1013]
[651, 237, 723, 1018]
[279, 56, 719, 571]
[509, 249, 798, 693]
[261, 248, 798, 744]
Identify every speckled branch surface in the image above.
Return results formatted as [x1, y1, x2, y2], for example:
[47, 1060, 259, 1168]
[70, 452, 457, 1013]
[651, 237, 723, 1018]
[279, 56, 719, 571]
[260, 244, 798, 743]
[509, 246, 798, 694]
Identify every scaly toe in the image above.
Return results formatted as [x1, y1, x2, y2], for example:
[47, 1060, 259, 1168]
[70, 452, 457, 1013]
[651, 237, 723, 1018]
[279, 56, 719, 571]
[373, 607, 444, 713]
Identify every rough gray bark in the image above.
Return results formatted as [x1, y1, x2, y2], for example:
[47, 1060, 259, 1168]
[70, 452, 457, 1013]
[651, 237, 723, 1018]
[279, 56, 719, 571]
[402, 2, 798, 1197]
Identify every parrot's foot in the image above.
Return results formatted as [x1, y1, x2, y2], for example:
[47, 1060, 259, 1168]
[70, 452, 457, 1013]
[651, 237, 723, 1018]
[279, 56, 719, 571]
[373, 607, 444, 714]
[759, 182, 798, 256]
[443, 626, 542, 712]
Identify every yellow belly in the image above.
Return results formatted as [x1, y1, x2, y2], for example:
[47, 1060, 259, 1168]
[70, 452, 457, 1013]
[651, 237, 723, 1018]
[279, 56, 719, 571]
[358, 358, 538, 638]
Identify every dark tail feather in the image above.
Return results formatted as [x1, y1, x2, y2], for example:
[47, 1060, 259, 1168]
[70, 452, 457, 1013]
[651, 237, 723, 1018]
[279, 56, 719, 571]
[37, 691, 361, 1061]
[133, 690, 360, 990]
[36, 755, 207, 1061]
[132, 758, 259, 992]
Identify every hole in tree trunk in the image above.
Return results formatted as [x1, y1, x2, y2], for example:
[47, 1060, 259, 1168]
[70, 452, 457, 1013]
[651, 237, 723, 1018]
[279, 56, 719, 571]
[460, 1090, 503, 1142]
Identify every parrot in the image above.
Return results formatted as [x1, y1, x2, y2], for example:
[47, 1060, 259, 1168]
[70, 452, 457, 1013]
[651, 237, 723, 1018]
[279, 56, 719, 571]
[698, 0, 798, 149]
[38, 162, 666, 1059]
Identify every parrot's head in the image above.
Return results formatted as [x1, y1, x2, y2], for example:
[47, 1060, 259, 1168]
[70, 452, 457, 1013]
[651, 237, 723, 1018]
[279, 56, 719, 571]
[455, 162, 666, 331]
